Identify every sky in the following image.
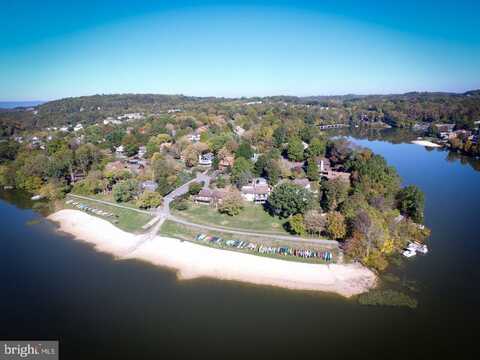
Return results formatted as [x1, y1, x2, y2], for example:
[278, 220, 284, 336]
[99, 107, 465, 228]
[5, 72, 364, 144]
[1, 0, 479, 100]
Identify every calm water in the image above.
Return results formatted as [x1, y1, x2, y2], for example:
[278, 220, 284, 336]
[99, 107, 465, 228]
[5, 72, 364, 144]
[0, 101, 44, 109]
[1, 137, 479, 359]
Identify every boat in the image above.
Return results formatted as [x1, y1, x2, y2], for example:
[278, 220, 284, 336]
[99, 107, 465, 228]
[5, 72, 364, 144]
[403, 249, 416, 258]
[31, 195, 44, 201]
[408, 242, 429, 254]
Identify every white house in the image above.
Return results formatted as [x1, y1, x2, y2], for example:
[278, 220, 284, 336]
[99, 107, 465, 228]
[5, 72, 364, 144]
[198, 153, 214, 166]
[73, 123, 83, 132]
[241, 178, 271, 203]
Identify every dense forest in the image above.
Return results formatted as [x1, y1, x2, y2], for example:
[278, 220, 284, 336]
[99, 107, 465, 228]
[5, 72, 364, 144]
[1, 90, 480, 136]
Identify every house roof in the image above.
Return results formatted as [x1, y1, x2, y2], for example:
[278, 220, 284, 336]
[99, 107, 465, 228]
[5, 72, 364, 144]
[293, 178, 310, 187]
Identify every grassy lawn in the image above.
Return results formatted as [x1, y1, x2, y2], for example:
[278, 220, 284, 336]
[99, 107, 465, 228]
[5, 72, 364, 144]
[172, 201, 290, 235]
[64, 195, 153, 233]
[84, 193, 140, 209]
[159, 220, 338, 264]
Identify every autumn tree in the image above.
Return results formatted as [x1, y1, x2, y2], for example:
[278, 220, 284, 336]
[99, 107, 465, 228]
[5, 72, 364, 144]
[326, 211, 347, 240]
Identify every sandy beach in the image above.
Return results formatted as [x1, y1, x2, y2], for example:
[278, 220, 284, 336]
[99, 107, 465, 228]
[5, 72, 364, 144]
[48, 209, 377, 297]
[411, 140, 442, 148]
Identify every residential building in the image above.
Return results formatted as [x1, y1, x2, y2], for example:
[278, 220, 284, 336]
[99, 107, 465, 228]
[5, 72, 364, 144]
[219, 156, 235, 171]
[241, 178, 271, 203]
[198, 152, 214, 166]
[140, 180, 158, 192]
[293, 178, 311, 190]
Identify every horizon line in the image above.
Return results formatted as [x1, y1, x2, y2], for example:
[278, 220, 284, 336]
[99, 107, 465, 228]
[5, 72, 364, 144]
[1, 88, 479, 103]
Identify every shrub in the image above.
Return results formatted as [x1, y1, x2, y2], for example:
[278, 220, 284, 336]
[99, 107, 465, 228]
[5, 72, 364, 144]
[288, 214, 306, 235]
[358, 290, 418, 309]
[188, 181, 203, 195]
[218, 190, 244, 216]
[112, 179, 138, 203]
[136, 191, 162, 209]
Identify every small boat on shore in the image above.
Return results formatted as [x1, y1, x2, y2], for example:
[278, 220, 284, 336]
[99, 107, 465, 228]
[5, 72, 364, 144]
[408, 242, 429, 254]
[31, 195, 44, 201]
[403, 249, 416, 258]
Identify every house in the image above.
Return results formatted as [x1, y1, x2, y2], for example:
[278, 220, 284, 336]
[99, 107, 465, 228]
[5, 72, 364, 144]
[193, 188, 227, 205]
[141, 180, 158, 192]
[127, 158, 147, 175]
[187, 133, 201, 143]
[316, 157, 331, 174]
[241, 178, 271, 203]
[434, 123, 455, 139]
[198, 152, 214, 166]
[323, 170, 351, 183]
[234, 126, 245, 137]
[73, 123, 83, 132]
[138, 146, 147, 158]
[219, 156, 235, 171]
[293, 178, 311, 190]
[104, 160, 128, 173]
[117, 113, 144, 121]
[115, 145, 125, 158]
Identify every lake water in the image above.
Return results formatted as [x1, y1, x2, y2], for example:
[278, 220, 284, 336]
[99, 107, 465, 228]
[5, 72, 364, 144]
[0, 101, 44, 109]
[1, 136, 479, 359]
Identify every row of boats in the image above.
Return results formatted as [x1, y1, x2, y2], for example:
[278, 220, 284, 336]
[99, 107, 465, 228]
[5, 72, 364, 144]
[65, 199, 117, 218]
[194, 233, 334, 261]
[402, 241, 429, 258]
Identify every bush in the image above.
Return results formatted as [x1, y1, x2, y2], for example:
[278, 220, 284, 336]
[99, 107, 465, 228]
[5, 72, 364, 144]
[136, 191, 162, 209]
[218, 190, 244, 216]
[112, 179, 138, 203]
[188, 181, 203, 195]
[287, 214, 306, 235]
[171, 194, 190, 211]
[358, 290, 418, 309]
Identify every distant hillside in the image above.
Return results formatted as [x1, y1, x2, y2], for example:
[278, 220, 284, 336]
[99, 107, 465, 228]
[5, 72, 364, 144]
[1, 91, 479, 135]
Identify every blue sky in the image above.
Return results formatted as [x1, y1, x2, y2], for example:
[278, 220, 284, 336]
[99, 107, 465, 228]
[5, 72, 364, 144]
[1, 0, 479, 100]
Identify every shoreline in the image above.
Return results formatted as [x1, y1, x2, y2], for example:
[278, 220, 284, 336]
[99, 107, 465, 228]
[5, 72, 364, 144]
[411, 140, 442, 148]
[48, 209, 377, 297]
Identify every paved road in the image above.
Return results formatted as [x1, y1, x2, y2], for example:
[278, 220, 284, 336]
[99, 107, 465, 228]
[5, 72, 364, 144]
[168, 214, 338, 246]
[68, 172, 339, 248]
[67, 194, 152, 214]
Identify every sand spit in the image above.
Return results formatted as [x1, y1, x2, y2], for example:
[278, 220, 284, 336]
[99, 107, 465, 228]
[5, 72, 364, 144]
[48, 209, 377, 297]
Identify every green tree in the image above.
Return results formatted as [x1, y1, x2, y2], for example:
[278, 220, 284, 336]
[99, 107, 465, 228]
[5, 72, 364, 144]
[112, 179, 138, 202]
[136, 191, 163, 209]
[307, 138, 326, 158]
[322, 178, 350, 211]
[287, 137, 304, 161]
[396, 185, 425, 223]
[288, 214, 306, 235]
[267, 183, 313, 218]
[231, 157, 253, 187]
[264, 161, 280, 185]
[306, 158, 319, 181]
[235, 141, 254, 160]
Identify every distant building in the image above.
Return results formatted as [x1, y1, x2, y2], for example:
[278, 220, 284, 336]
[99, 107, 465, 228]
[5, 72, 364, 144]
[73, 123, 83, 132]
